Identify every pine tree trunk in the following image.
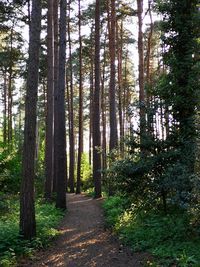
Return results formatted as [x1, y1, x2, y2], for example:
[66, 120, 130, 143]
[101, 32, 107, 179]
[108, 0, 118, 151]
[53, 0, 59, 193]
[117, 20, 124, 155]
[137, 0, 146, 148]
[20, 0, 41, 240]
[67, 0, 75, 193]
[44, 0, 54, 201]
[76, 0, 83, 194]
[55, 0, 67, 209]
[93, 0, 102, 198]
[3, 71, 7, 144]
[89, 56, 94, 166]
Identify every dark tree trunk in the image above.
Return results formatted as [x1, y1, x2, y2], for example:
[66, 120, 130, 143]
[108, 0, 118, 151]
[93, 0, 102, 198]
[76, 0, 83, 194]
[3, 70, 7, 144]
[101, 32, 107, 179]
[20, 0, 41, 240]
[89, 57, 94, 167]
[44, 0, 54, 201]
[53, 0, 59, 193]
[137, 0, 146, 147]
[7, 25, 14, 148]
[117, 20, 124, 155]
[55, 0, 67, 209]
[67, 0, 75, 193]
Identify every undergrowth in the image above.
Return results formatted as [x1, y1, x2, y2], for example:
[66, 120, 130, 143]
[103, 196, 200, 267]
[0, 197, 64, 267]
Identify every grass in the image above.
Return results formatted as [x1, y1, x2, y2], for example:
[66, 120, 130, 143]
[103, 196, 200, 267]
[0, 196, 65, 267]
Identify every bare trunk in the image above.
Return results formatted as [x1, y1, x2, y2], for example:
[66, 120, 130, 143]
[117, 20, 124, 155]
[76, 0, 83, 194]
[137, 0, 146, 147]
[67, 0, 75, 193]
[3, 71, 7, 144]
[101, 32, 107, 179]
[53, 0, 59, 193]
[108, 0, 118, 151]
[55, 0, 67, 209]
[20, 0, 41, 240]
[44, 0, 54, 201]
[93, 0, 102, 198]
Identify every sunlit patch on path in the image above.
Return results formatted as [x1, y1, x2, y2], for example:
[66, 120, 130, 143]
[21, 194, 149, 267]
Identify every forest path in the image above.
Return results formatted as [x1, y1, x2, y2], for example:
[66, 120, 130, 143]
[21, 194, 148, 267]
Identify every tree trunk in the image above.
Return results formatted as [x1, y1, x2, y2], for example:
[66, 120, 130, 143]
[67, 0, 75, 193]
[108, 0, 118, 151]
[44, 0, 54, 201]
[76, 0, 83, 194]
[93, 0, 102, 198]
[117, 20, 124, 155]
[101, 32, 107, 180]
[53, 0, 59, 193]
[89, 57, 94, 167]
[55, 0, 67, 209]
[137, 0, 146, 147]
[3, 70, 7, 144]
[20, 0, 41, 240]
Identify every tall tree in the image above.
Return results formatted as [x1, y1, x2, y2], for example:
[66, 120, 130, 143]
[76, 0, 83, 194]
[53, 0, 59, 193]
[20, 0, 41, 240]
[44, 0, 54, 201]
[55, 0, 67, 209]
[137, 0, 146, 146]
[67, 0, 75, 193]
[108, 0, 118, 151]
[93, 0, 102, 198]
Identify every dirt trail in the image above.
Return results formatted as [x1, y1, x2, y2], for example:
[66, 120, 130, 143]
[21, 194, 148, 267]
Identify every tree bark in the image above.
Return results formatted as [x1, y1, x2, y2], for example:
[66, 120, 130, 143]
[44, 0, 54, 201]
[53, 0, 59, 193]
[108, 0, 118, 151]
[55, 0, 67, 209]
[137, 0, 146, 147]
[20, 0, 41, 240]
[93, 0, 102, 198]
[67, 0, 75, 193]
[76, 0, 83, 194]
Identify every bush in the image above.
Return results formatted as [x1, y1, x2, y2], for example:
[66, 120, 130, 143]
[81, 153, 93, 190]
[103, 196, 200, 266]
[0, 198, 64, 267]
[0, 144, 22, 193]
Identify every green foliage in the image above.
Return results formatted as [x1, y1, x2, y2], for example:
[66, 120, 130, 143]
[0, 198, 64, 267]
[0, 143, 21, 193]
[81, 153, 92, 190]
[103, 196, 200, 266]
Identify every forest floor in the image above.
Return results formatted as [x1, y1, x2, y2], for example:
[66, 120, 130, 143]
[19, 194, 150, 267]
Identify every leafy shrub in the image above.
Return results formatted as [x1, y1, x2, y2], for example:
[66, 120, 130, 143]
[0, 198, 64, 266]
[81, 153, 93, 190]
[0, 143, 22, 193]
[103, 196, 200, 266]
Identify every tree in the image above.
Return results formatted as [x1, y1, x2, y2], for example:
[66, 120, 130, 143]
[93, 0, 102, 198]
[108, 0, 118, 151]
[55, 0, 67, 209]
[67, 0, 75, 194]
[20, 0, 41, 240]
[53, 0, 59, 193]
[76, 0, 83, 194]
[44, 0, 54, 201]
[137, 0, 146, 148]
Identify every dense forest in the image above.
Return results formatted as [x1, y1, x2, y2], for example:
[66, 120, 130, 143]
[0, 0, 200, 266]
